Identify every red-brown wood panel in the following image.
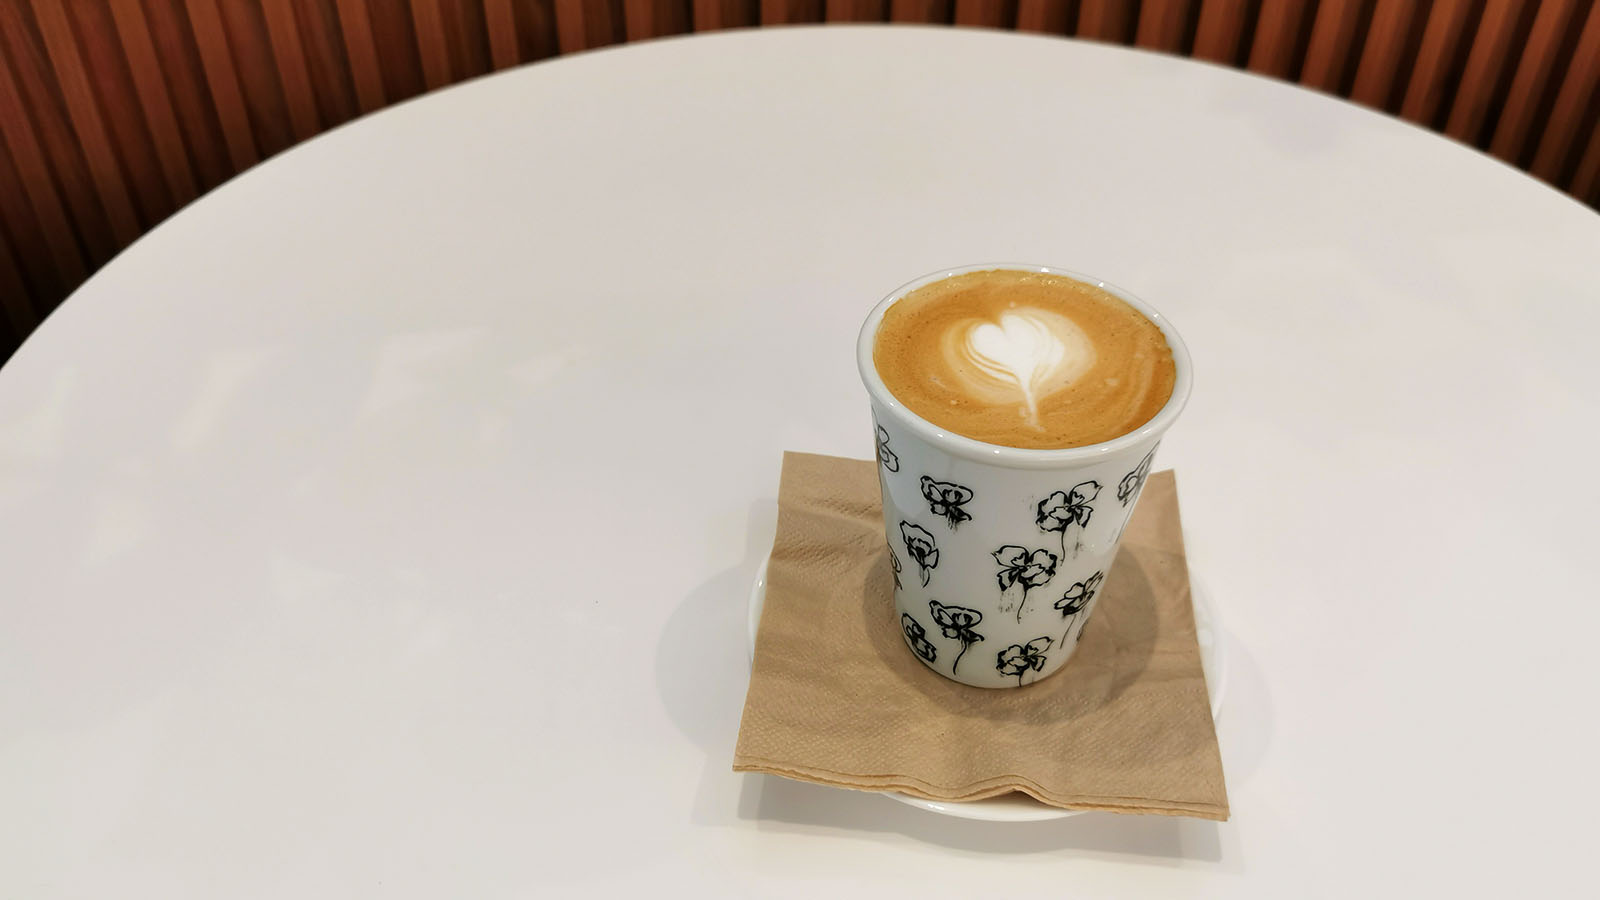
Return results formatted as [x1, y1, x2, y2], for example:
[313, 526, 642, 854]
[1247, 0, 1312, 79]
[624, 0, 688, 40]
[484, 0, 523, 65]
[109, 0, 201, 205]
[1299, 0, 1366, 94]
[763, 0, 823, 23]
[61, 1, 173, 225]
[5, 0, 1599, 362]
[335, 0, 390, 111]
[263, 1, 325, 140]
[1488, 0, 1582, 166]
[696, 0, 759, 29]
[0, 3, 119, 263]
[1191, 0, 1252, 65]
[1349, 0, 1421, 111]
[1398, 0, 1477, 128]
[1076, 0, 1135, 42]
[412, 0, 455, 88]
[954, 0, 1016, 28]
[1530, 0, 1600, 185]
[1135, 0, 1195, 53]
[890, 0, 951, 24]
[1444, 0, 1533, 146]
[826, 0, 888, 21]
[185, 0, 263, 167]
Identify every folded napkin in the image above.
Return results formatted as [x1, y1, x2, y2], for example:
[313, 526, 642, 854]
[733, 452, 1228, 819]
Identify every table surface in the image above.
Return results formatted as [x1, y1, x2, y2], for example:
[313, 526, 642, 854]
[3, 25, 1598, 897]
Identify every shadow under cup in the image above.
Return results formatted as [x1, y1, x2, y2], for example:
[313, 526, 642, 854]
[857, 264, 1193, 690]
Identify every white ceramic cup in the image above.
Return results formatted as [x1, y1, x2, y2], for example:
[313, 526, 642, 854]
[857, 264, 1193, 689]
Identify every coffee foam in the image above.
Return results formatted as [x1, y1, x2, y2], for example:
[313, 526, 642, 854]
[873, 269, 1175, 450]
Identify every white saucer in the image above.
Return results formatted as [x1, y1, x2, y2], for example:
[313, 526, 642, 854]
[746, 556, 1227, 822]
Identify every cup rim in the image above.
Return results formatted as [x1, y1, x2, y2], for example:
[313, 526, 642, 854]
[856, 263, 1193, 469]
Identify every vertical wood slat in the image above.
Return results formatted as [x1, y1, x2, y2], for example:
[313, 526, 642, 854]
[141, 0, 232, 189]
[485, 0, 523, 67]
[1192, 0, 1252, 64]
[1299, 0, 1366, 93]
[554, 0, 619, 52]
[1135, 0, 1194, 53]
[1016, 0, 1075, 34]
[697, 0, 758, 29]
[890, 0, 949, 21]
[1530, 0, 1600, 183]
[108, 0, 199, 205]
[1444, 0, 1528, 145]
[764, 0, 824, 22]
[31, 0, 143, 246]
[1248, 0, 1312, 78]
[262, 1, 324, 141]
[826, 0, 887, 20]
[1489, 0, 1583, 165]
[624, 0, 688, 40]
[0, 227, 38, 338]
[0, 3, 114, 265]
[0, 120, 78, 300]
[412, 0, 455, 89]
[336, 0, 389, 112]
[291, 0, 359, 125]
[1570, 122, 1600, 204]
[61, 2, 173, 226]
[1076, 0, 1135, 42]
[185, 0, 261, 169]
[1398, 0, 1478, 128]
[1349, 0, 1420, 110]
[954, 0, 1014, 28]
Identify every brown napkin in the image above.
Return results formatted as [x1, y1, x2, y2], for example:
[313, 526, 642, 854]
[733, 452, 1228, 819]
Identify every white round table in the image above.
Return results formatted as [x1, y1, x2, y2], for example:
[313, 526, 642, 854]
[3, 26, 1597, 896]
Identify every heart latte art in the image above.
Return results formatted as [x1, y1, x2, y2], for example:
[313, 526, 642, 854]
[950, 309, 1096, 427]
[873, 269, 1176, 450]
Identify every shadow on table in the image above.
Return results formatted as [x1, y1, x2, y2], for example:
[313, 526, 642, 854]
[741, 775, 1222, 862]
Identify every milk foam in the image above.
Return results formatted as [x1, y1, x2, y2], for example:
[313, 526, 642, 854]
[873, 268, 1176, 450]
[958, 309, 1095, 427]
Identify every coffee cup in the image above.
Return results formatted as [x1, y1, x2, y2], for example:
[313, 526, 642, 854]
[857, 264, 1192, 688]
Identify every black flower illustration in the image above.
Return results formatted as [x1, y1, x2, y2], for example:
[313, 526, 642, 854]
[902, 613, 937, 663]
[889, 547, 902, 590]
[875, 425, 899, 473]
[996, 636, 1053, 687]
[928, 599, 984, 673]
[919, 476, 974, 529]
[900, 522, 938, 587]
[993, 544, 1059, 622]
[1055, 570, 1104, 646]
[1118, 446, 1157, 506]
[1037, 480, 1101, 559]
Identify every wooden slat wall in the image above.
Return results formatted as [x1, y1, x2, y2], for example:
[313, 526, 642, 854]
[2, 0, 1596, 359]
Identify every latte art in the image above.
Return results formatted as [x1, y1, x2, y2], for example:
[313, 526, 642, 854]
[873, 269, 1175, 450]
[954, 309, 1096, 427]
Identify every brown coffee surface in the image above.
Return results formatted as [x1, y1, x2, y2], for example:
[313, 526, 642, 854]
[873, 269, 1175, 449]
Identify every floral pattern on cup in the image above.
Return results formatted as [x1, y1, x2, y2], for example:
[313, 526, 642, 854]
[1117, 446, 1156, 506]
[1037, 480, 1101, 559]
[993, 545, 1059, 622]
[996, 636, 1053, 687]
[1055, 570, 1103, 646]
[902, 613, 937, 663]
[889, 546, 902, 590]
[875, 425, 899, 473]
[928, 599, 984, 673]
[919, 476, 974, 529]
[900, 522, 938, 587]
